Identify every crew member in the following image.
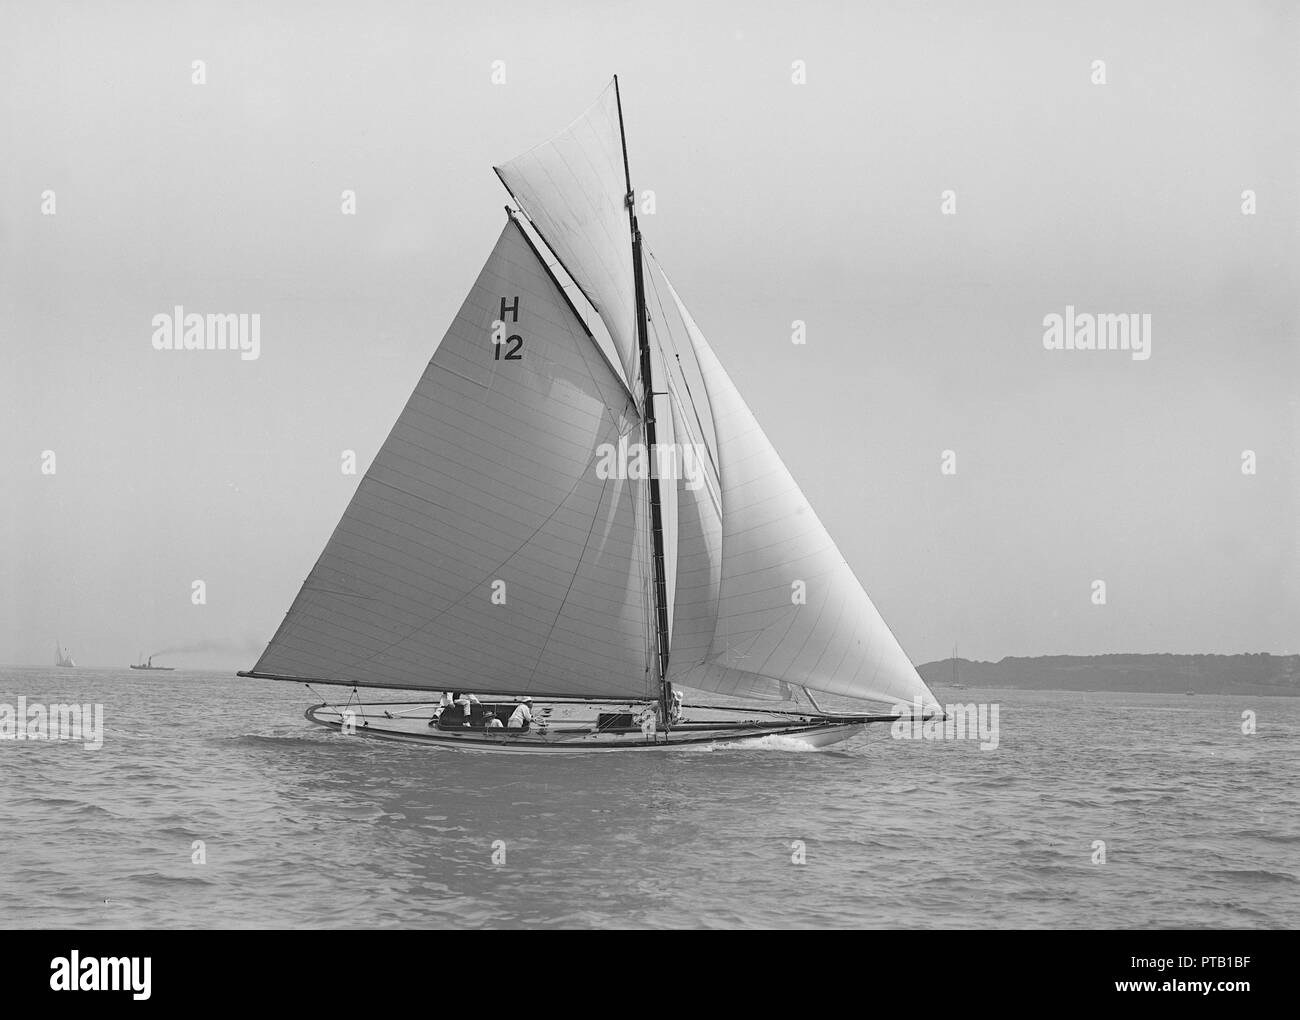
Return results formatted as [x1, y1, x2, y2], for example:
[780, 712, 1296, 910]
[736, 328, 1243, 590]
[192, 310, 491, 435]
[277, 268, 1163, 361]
[508, 697, 535, 732]
[429, 691, 455, 727]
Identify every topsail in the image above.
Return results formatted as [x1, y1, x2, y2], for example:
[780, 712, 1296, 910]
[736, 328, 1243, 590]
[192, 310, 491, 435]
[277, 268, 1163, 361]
[494, 82, 642, 393]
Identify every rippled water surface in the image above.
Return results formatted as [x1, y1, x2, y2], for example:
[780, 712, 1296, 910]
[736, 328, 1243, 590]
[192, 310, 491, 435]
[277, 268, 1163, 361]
[2, 667, 1297, 928]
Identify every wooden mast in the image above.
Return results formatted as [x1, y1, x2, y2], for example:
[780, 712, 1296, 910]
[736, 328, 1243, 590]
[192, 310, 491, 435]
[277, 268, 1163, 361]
[614, 75, 673, 728]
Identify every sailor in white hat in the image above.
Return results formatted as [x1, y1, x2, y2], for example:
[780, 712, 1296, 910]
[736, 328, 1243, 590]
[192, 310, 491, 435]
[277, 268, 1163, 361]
[507, 696, 535, 731]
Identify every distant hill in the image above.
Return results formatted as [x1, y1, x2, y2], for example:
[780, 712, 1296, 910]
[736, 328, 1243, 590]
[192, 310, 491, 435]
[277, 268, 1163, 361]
[917, 653, 1300, 697]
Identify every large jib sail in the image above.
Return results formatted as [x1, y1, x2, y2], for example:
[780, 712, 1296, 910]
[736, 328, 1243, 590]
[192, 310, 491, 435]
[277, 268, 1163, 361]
[246, 218, 656, 700]
[644, 258, 941, 714]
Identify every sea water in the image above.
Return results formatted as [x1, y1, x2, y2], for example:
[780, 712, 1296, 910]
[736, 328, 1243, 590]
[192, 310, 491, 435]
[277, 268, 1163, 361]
[1, 667, 1296, 929]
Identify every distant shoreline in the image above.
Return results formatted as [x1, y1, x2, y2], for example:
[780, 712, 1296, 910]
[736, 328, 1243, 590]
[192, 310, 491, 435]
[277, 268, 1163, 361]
[918, 653, 1299, 697]
[5, 652, 1299, 699]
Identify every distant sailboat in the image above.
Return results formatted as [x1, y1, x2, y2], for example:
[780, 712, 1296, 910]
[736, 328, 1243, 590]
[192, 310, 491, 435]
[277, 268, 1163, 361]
[129, 654, 174, 671]
[240, 77, 942, 751]
[55, 640, 75, 668]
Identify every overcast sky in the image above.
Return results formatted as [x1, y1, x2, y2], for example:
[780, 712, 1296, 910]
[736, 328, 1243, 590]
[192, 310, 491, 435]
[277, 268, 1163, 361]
[1, 0, 1296, 670]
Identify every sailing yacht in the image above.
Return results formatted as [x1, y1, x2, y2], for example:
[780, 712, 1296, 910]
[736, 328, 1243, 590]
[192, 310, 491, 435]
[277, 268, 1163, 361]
[55, 641, 75, 668]
[949, 643, 965, 689]
[240, 78, 941, 752]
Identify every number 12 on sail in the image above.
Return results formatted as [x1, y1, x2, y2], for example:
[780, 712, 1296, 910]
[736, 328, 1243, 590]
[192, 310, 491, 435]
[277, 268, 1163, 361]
[493, 296, 524, 360]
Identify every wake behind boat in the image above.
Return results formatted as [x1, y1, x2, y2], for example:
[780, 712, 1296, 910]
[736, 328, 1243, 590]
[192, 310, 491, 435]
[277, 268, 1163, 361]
[240, 77, 942, 752]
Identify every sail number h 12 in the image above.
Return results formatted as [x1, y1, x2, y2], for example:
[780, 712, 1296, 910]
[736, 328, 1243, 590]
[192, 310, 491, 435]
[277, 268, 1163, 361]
[492, 296, 524, 360]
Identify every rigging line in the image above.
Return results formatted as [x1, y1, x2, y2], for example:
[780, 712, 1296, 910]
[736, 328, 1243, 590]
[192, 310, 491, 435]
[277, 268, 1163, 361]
[643, 431, 665, 698]
[566, 302, 638, 438]
[305, 683, 339, 710]
[616, 77, 671, 709]
[632, 466, 653, 687]
[660, 377, 721, 513]
[380, 705, 437, 719]
[326, 436, 620, 675]
[643, 492, 655, 686]
[554, 304, 637, 438]
[623, 429, 654, 694]
[506, 211, 640, 421]
[520, 466, 617, 690]
[641, 333, 721, 510]
[667, 363, 719, 489]
[642, 254, 721, 481]
[492, 171, 606, 352]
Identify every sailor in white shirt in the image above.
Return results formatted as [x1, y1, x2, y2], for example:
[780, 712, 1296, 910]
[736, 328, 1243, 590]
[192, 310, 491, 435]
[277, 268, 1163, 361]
[507, 697, 535, 731]
[457, 692, 481, 727]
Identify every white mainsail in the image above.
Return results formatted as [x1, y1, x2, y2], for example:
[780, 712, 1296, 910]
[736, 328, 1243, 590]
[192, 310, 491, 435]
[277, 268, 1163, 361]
[249, 218, 656, 699]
